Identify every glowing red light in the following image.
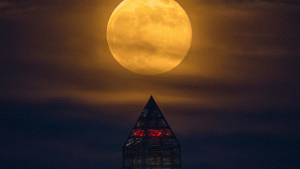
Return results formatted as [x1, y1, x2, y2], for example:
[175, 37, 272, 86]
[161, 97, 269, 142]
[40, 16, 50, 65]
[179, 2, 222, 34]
[133, 129, 172, 137]
[133, 130, 145, 137]
[149, 129, 162, 137]
[165, 129, 172, 136]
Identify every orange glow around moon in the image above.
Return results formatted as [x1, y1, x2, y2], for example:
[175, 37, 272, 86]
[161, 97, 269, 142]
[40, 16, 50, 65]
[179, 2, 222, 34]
[107, 0, 192, 75]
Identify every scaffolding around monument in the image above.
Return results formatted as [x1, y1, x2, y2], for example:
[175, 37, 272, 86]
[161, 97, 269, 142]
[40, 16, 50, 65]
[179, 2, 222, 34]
[123, 96, 181, 169]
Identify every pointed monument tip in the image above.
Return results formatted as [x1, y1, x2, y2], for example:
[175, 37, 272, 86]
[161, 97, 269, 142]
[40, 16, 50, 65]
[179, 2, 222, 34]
[149, 95, 156, 103]
[146, 95, 157, 108]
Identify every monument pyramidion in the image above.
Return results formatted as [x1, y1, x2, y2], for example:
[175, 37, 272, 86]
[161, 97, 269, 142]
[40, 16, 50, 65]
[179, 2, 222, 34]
[123, 96, 181, 169]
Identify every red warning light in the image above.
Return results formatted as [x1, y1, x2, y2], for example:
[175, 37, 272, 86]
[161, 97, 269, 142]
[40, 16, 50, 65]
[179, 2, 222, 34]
[165, 129, 172, 136]
[133, 130, 145, 137]
[149, 129, 163, 137]
[133, 129, 172, 137]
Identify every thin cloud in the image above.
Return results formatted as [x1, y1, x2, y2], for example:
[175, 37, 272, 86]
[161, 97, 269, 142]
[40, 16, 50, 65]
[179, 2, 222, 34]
[0, 1, 40, 18]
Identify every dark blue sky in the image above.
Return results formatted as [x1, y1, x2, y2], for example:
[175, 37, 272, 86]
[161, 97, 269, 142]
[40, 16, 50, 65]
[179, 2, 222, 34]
[1, 99, 299, 168]
[1, 0, 300, 168]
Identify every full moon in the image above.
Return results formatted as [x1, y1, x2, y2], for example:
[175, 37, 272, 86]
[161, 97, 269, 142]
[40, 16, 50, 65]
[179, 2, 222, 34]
[107, 0, 192, 75]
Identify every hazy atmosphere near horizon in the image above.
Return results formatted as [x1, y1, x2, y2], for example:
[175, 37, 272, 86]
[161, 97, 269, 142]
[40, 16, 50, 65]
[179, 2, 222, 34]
[1, 0, 299, 168]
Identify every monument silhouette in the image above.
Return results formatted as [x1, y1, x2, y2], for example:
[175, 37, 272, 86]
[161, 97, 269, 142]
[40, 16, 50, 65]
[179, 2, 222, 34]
[123, 96, 181, 169]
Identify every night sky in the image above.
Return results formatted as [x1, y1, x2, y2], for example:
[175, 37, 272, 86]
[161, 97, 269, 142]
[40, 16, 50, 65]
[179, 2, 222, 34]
[1, 0, 299, 169]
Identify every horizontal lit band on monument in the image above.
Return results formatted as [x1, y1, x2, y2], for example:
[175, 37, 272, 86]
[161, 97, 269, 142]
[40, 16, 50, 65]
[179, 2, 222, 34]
[132, 129, 173, 137]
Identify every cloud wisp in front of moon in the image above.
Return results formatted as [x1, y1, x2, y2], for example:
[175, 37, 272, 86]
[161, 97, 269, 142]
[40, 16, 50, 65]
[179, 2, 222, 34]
[107, 0, 192, 75]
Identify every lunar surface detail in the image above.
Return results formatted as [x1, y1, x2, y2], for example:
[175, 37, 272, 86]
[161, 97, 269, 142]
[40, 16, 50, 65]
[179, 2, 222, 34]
[107, 0, 192, 75]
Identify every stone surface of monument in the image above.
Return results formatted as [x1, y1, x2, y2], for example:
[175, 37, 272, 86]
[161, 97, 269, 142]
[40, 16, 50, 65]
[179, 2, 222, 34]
[123, 96, 181, 169]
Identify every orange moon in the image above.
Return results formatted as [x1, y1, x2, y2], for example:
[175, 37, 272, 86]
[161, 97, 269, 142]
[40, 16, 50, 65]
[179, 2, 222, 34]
[107, 0, 192, 75]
